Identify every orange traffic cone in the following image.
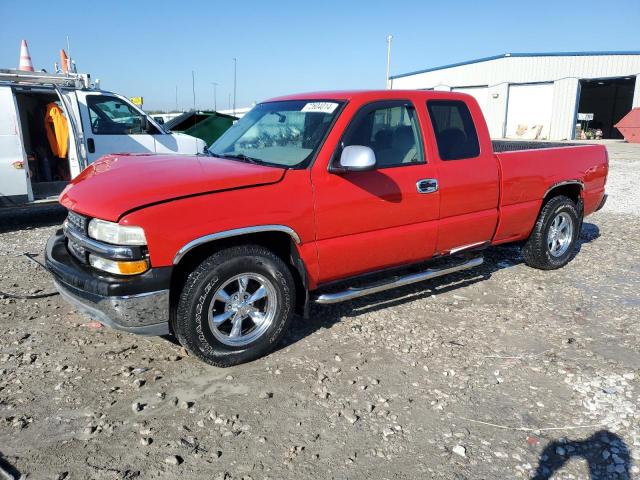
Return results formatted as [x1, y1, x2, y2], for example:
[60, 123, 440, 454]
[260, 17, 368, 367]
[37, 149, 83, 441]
[18, 40, 34, 71]
[60, 49, 69, 73]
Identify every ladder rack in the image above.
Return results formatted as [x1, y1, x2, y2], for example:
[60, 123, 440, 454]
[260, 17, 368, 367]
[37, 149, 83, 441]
[0, 69, 91, 89]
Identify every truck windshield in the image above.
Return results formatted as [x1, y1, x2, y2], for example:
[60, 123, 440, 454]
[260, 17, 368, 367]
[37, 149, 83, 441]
[208, 100, 343, 168]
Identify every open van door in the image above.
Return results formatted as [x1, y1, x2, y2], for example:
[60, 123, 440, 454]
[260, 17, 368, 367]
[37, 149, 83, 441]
[0, 87, 30, 206]
[54, 86, 86, 179]
[75, 91, 160, 163]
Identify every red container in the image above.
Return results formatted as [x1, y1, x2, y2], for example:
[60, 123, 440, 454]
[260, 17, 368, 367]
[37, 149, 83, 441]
[615, 108, 640, 143]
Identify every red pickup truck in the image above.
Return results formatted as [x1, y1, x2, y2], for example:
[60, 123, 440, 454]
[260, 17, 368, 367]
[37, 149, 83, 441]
[46, 90, 608, 366]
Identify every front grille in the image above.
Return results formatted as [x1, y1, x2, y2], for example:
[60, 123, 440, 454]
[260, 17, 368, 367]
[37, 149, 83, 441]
[67, 238, 88, 263]
[66, 210, 88, 233]
[64, 211, 90, 264]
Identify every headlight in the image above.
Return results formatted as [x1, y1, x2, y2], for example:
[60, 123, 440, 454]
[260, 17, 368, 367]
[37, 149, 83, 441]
[89, 255, 149, 275]
[88, 218, 146, 245]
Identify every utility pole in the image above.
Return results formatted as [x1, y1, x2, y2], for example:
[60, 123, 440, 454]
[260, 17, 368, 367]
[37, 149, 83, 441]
[175, 85, 178, 112]
[386, 35, 393, 89]
[191, 71, 197, 111]
[211, 82, 218, 111]
[233, 58, 237, 116]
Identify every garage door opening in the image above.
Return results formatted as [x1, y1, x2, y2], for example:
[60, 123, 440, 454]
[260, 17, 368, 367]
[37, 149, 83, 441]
[577, 77, 636, 139]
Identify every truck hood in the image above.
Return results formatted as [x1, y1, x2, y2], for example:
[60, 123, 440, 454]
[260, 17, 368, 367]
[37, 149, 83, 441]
[60, 153, 286, 221]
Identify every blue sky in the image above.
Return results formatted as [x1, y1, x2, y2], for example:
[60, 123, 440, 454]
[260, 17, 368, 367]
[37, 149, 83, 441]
[1, 0, 639, 111]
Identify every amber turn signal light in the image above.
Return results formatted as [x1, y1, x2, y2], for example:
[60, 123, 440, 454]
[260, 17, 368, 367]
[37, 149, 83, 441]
[89, 255, 149, 275]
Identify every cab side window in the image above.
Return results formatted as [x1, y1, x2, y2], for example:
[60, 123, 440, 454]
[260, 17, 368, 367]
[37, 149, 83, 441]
[427, 100, 480, 160]
[341, 102, 424, 168]
[87, 96, 156, 135]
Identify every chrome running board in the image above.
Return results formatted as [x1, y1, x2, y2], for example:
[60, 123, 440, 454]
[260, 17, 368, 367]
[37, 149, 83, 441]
[313, 256, 483, 305]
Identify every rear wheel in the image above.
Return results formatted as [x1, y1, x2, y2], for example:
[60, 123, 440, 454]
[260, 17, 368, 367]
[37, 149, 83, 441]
[174, 245, 295, 367]
[522, 195, 581, 270]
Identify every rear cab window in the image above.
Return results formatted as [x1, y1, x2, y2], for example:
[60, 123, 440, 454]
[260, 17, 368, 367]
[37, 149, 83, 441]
[427, 100, 480, 160]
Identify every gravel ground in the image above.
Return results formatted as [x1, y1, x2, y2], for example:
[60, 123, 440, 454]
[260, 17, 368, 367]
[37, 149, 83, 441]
[1, 141, 639, 480]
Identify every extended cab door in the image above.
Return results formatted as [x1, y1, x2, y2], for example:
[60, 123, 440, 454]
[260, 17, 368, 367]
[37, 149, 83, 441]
[76, 92, 160, 163]
[311, 100, 440, 283]
[425, 98, 500, 252]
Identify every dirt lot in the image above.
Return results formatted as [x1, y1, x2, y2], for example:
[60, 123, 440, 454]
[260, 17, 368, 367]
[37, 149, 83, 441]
[1, 141, 639, 480]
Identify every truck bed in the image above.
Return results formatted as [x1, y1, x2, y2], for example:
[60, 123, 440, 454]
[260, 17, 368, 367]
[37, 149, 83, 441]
[491, 142, 608, 245]
[492, 140, 581, 152]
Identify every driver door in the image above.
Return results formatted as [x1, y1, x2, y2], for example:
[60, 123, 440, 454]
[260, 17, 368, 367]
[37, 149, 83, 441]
[77, 93, 159, 163]
[311, 100, 440, 283]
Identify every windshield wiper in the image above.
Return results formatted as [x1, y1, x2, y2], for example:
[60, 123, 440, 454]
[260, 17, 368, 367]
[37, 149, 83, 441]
[215, 153, 262, 165]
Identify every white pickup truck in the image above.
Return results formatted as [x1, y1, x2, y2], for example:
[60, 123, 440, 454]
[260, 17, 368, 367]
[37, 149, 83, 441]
[0, 69, 205, 207]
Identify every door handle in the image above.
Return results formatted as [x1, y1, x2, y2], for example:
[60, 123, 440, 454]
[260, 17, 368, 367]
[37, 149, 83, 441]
[416, 178, 438, 194]
[87, 138, 95, 154]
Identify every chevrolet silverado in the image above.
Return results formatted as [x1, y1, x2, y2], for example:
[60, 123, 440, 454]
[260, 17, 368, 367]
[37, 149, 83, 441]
[45, 90, 608, 366]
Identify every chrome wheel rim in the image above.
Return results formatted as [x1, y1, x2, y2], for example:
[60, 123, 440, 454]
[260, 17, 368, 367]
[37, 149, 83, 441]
[547, 212, 574, 257]
[208, 273, 278, 347]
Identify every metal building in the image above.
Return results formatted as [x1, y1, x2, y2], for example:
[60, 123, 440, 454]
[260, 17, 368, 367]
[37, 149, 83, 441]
[390, 51, 640, 140]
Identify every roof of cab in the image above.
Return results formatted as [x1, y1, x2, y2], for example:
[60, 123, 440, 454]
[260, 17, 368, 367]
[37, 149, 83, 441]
[264, 90, 451, 103]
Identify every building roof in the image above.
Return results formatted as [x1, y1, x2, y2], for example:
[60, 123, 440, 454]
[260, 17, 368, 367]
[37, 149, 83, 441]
[390, 51, 640, 79]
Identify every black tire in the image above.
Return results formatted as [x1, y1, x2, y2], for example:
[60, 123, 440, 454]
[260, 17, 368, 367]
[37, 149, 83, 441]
[522, 195, 581, 270]
[174, 245, 296, 367]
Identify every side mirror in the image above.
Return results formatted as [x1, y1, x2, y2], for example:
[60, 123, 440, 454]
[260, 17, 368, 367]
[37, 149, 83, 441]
[139, 115, 150, 133]
[336, 145, 376, 172]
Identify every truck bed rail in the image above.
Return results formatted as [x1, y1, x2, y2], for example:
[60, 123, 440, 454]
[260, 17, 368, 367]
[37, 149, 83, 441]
[492, 140, 582, 152]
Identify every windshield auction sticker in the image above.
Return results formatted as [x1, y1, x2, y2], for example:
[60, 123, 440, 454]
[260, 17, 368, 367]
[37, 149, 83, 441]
[301, 102, 339, 114]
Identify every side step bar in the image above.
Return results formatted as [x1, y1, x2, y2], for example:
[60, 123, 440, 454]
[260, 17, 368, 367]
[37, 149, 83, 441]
[313, 256, 483, 305]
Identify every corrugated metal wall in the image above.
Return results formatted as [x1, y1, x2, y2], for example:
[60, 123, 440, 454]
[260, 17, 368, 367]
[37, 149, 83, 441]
[391, 54, 640, 140]
[550, 78, 579, 140]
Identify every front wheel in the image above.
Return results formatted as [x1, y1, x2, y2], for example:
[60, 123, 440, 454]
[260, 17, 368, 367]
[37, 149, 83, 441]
[174, 245, 296, 367]
[522, 195, 581, 270]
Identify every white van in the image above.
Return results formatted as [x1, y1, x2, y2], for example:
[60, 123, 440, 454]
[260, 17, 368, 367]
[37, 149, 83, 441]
[0, 69, 205, 207]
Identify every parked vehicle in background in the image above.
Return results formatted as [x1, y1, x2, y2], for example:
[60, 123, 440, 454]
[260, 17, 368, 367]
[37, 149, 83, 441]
[164, 110, 237, 146]
[45, 90, 608, 366]
[0, 69, 206, 207]
[151, 112, 182, 125]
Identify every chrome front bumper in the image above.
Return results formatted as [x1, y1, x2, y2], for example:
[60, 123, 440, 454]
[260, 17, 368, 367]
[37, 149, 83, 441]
[54, 280, 170, 336]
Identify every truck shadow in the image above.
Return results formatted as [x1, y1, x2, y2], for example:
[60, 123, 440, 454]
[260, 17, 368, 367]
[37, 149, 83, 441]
[577, 221, 601, 252]
[281, 222, 600, 348]
[159, 223, 599, 352]
[531, 430, 632, 479]
[0, 204, 66, 234]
